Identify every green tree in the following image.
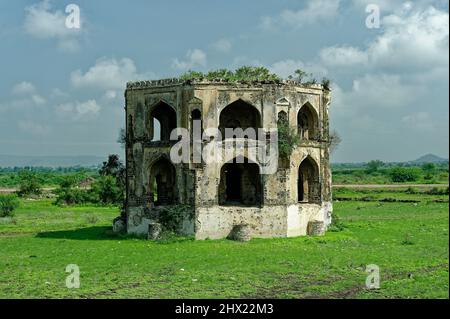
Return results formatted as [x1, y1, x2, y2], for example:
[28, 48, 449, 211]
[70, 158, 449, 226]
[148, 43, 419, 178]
[366, 160, 384, 174]
[0, 194, 20, 217]
[389, 167, 419, 183]
[293, 69, 308, 83]
[421, 163, 436, 180]
[277, 117, 300, 158]
[18, 170, 42, 197]
[92, 176, 122, 205]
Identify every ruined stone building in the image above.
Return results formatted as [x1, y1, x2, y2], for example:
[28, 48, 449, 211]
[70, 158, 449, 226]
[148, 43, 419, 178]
[121, 78, 333, 239]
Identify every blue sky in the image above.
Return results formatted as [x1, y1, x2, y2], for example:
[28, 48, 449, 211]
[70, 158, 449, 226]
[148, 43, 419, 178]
[0, 0, 448, 162]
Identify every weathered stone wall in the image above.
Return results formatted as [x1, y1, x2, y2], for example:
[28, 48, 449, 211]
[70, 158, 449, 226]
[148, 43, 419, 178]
[124, 79, 332, 239]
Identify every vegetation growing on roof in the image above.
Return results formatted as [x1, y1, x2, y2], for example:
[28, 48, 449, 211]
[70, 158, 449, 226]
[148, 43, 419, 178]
[180, 66, 332, 89]
[180, 66, 280, 83]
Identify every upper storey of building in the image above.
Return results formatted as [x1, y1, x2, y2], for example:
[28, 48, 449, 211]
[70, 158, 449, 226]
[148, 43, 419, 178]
[124, 78, 331, 146]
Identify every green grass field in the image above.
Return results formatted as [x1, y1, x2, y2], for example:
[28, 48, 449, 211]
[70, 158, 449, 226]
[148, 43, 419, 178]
[0, 190, 448, 299]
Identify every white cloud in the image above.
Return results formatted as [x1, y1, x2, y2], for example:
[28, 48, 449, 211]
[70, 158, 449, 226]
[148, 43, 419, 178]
[18, 120, 51, 136]
[369, 6, 449, 70]
[55, 99, 101, 120]
[212, 39, 232, 53]
[334, 74, 419, 111]
[261, 0, 340, 29]
[103, 90, 118, 100]
[172, 49, 207, 70]
[320, 46, 368, 67]
[23, 0, 82, 52]
[71, 57, 151, 91]
[12, 82, 36, 95]
[320, 5, 449, 72]
[31, 94, 46, 105]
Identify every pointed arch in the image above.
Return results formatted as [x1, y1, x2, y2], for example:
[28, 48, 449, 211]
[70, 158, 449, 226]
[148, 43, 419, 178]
[149, 155, 176, 205]
[148, 101, 177, 141]
[219, 99, 262, 140]
[219, 156, 262, 206]
[298, 156, 321, 203]
[297, 102, 319, 141]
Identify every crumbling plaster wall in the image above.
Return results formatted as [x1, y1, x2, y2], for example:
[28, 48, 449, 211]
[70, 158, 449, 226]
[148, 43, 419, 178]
[125, 81, 332, 238]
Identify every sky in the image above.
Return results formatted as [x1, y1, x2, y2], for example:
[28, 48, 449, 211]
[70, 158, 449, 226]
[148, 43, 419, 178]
[0, 0, 448, 163]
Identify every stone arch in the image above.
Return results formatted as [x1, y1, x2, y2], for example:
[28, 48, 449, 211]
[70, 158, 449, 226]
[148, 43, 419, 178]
[190, 108, 202, 132]
[148, 101, 177, 141]
[149, 156, 176, 205]
[297, 102, 319, 141]
[298, 156, 320, 203]
[219, 99, 262, 140]
[219, 156, 262, 206]
[277, 110, 288, 123]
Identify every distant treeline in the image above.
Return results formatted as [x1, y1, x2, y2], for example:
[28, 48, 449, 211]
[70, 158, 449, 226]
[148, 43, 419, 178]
[0, 160, 448, 188]
[332, 161, 449, 170]
[332, 161, 449, 184]
[0, 166, 99, 173]
[0, 167, 99, 188]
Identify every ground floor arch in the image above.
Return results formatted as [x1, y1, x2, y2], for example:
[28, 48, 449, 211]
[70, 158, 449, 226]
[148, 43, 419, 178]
[219, 159, 262, 206]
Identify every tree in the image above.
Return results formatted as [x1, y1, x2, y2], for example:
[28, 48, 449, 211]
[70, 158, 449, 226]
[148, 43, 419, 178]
[366, 160, 384, 174]
[389, 167, 419, 183]
[421, 163, 436, 180]
[91, 176, 122, 205]
[0, 194, 19, 217]
[99, 154, 126, 206]
[100, 154, 125, 178]
[18, 170, 42, 197]
[294, 69, 308, 83]
[329, 130, 342, 154]
[321, 77, 332, 90]
[117, 128, 126, 149]
[277, 117, 300, 158]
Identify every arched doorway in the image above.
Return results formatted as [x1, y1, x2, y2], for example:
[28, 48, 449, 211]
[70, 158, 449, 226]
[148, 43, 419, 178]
[298, 156, 320, 203]
[219, 99, 261, 140]
[219, 158, 262, 206]
[149, 157, 176, 205]
[297, 103, 319, 141]
[149, 101, 177, 141]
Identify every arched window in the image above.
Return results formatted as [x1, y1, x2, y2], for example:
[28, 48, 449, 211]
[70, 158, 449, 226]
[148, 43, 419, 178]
[149, 157, 176, 205]
[151, 118, 161, 142]
[297, 103, 319, 141]
[219, 99, 261, 140]
[219, 157, 262, 206]
[149, 102, 176, 141]
[298, 156, 320, 203]
[190, 109, 202, 162]
[190, 109, 202, 136]
[278, 111, 288, 124]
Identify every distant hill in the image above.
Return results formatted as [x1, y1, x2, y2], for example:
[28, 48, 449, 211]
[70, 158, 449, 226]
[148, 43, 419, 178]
[0, 155, 105, 168]
[411, 154, 448, 164]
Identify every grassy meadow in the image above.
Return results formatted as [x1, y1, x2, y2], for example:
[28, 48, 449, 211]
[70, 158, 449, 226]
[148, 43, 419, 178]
[0, 187, 448, 299]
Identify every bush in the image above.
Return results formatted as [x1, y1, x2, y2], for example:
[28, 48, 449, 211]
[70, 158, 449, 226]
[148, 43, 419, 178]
[180, 66, 280, 83]
[91, 176, 123, 205]
[158, 205, 193, 233]
[277, 119, 300, 158]
[18, 170, 42, 197]
[389, 167, 419, 183]
[422, 163, 436, 180]
[328, 212, 345, 232]
[0, 194, 20, 217]
[54, 187, 96, 206]
[366, 160, 384, 174]
[427, 187, 449, 195]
